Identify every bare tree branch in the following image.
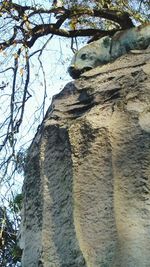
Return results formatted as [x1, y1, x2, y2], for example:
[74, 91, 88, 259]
[0, 3, 134, 50]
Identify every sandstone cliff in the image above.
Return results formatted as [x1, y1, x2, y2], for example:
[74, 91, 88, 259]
[20, 48, 150, 267]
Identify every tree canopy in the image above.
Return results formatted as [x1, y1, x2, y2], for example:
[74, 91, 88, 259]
[0, 0, 149, 50]
[0, 0, 149, 265]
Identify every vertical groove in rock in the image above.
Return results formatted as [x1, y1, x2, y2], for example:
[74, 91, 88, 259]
[21, 48, 150, 267]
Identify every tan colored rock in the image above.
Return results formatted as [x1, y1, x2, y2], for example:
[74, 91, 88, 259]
[21, 48, 150, 267]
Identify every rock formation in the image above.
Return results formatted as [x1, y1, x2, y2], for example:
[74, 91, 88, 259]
[20, 47, 150, 267]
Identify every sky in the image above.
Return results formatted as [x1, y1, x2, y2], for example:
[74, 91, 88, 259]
[0, 2, 70, 203]
[0, 0, 88, 207]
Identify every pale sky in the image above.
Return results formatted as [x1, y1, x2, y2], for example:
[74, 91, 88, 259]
[0, 1, 85, 202]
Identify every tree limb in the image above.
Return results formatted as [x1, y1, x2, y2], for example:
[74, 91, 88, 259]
[0, 3, 134, 50]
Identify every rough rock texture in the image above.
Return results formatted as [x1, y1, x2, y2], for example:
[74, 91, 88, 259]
[21, 48, 150, 267]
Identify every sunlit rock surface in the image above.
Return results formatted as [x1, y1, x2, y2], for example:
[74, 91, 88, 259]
[21, 48, 150, 267]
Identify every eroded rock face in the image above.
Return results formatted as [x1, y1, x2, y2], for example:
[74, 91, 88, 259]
[21, 48, 150, 267]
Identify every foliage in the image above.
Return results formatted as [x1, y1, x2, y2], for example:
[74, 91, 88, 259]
[0, 195, 22, 266]
[0, 0, 149, 266]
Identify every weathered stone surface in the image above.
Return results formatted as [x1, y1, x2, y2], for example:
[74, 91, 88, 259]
[21, 48, 150, 267]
